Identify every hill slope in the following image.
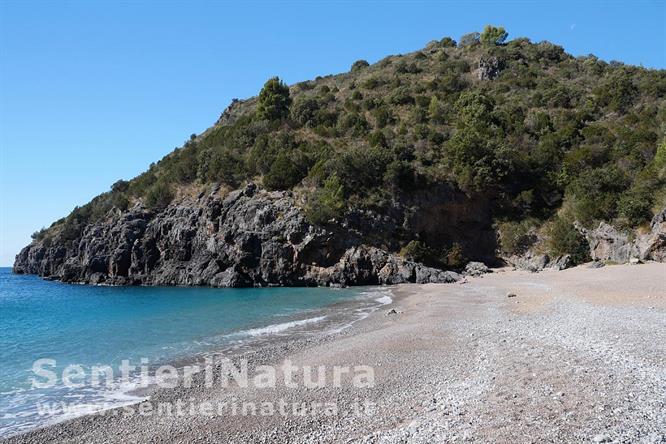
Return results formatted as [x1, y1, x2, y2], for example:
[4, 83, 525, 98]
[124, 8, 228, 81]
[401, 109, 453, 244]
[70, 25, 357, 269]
[14, 27, 666, 286]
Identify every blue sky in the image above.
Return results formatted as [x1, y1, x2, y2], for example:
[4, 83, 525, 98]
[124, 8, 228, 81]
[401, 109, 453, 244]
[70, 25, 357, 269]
[1, 0, 665, 266]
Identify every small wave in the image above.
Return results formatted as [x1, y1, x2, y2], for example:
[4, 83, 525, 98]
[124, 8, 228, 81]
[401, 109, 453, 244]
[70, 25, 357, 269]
[47, 394, 145, 425]
[325, 289, 395, 335]
[375, 295, 393, 305]
[0, 383, 146, 438]
[233, 316, 327, 338]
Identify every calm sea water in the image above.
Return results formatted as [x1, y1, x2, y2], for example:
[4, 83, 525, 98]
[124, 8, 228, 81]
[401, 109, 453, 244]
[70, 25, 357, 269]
[0, 268, 391, 437]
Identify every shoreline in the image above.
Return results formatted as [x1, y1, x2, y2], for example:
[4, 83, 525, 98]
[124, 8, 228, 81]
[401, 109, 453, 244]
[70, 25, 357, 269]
[0, 285, 399, 440]
[120, 285, 402, 399]
[3, 263, 665, 443]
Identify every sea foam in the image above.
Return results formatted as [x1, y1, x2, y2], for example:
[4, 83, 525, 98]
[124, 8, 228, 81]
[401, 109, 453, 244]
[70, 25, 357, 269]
[234, 316, 328, 338]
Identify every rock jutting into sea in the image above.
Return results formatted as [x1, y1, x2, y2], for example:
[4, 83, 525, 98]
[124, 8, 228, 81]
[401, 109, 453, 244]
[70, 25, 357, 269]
[14, 183, 483, 287]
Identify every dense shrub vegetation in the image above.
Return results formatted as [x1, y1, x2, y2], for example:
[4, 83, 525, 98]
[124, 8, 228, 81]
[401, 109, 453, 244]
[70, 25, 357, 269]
[546, 216, 591, 265]
[496, 219, 538, 256]
[399, 240, 466, 269]
[45, 26, 666, 260]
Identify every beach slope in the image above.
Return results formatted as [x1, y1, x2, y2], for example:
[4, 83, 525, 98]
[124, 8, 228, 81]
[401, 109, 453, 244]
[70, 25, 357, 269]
[5, 263, 665, 443]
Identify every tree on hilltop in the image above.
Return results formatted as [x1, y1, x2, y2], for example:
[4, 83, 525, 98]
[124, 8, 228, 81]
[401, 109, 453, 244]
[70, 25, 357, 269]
[480, 25, 508, 45]
[257, 77, 292, 121]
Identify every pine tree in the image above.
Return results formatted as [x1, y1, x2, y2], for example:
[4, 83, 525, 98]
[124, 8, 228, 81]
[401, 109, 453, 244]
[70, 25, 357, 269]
[256, 77, 292, 121]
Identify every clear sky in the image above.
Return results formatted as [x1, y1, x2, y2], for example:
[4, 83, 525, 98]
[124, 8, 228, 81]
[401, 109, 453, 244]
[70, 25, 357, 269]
[1, 0, 665, 266]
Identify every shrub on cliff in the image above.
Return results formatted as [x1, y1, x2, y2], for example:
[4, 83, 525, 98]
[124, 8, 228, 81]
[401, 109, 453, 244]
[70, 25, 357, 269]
[446, 91, 518, 191]
[197, 147, 243, 188]
[546, 216, 590, 264]
[652, 140, 666, 180]
[428, 96, 445, 123]
[371, 104, 394, 128]
[291, 96, 320, 127]
[112, 193, 129, 211]
[31, 228, 47, 241]
[329, 145, 391, 193]
[263, 151, 309, 190]
[459, 32, 480, 47]
[111, 180, 129, 193]
[480, 25, 508, 45]
[440, 37, 457, 47]
[400, 240, 440, 266]
[256, 77, 291, 121]
[617, 186, 654, 227]
[566, 166, 628, 227]
[337, 112, 369, 135]
[145, 181, 174, 209]
[593, 71, 637, 113]
[384, 160, 419, 191]
[305, 175, 345, 225]
[445, 243, 466, 268]
[351, 59, 370, 72]
[496, 219, 538, 256]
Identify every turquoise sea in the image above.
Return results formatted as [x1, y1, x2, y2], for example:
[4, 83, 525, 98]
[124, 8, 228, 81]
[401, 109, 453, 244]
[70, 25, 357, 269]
[0, 268, 391, 437]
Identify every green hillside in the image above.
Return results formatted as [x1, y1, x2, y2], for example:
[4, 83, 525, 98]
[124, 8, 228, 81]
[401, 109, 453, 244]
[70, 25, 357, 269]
[36, 26, 666, 264]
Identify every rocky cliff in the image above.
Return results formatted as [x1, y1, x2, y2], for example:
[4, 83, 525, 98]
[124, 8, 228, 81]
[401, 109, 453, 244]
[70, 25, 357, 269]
[14, 183, 489, 287]
[579, 208, 666, 263]
[504, 207, 666, 271]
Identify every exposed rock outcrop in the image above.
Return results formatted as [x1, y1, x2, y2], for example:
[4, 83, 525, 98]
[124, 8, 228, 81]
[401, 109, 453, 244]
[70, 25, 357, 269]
[505, 252, 573, 272]
[636, 208, 666, 262]
[506, 207, 666, 271]
[478, 56, 503, 80]
[506, 251, 550, 272]
[578, 208, 666, 263]
[463, 261, 490, 277]
[14, 184, 473, 287]
[547, 254, 572, 271]
[577, 222, 636, 263]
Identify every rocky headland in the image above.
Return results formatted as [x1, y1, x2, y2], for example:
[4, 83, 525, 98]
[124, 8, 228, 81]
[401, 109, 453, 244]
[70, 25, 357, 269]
[12, 28, 666, 287]
[14, 183, 494, 286]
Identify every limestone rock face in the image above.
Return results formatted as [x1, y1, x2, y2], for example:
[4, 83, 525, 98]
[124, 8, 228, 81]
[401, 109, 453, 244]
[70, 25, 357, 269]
[636, 207, 666, 262]
[579, 222, 636, 263]
[507, 251, 550, 272]
[14, 184, 471, 287]
[506, 207, 666, 271]
[478, 56, 503, 80]
[578, 209, 666, 263]
[463, 261, 490, 277]
[547, 254, 572, 271]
